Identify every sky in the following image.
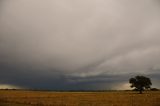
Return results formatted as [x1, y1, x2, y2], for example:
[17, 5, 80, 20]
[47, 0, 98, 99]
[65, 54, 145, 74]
[0, 0, 160, 90]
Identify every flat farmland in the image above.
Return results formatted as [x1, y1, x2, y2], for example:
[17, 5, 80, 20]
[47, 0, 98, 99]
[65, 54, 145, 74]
[0, 90, 159, 106]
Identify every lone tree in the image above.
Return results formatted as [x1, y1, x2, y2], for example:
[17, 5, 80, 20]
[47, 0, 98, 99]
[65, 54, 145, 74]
[129, 76, 152, 94]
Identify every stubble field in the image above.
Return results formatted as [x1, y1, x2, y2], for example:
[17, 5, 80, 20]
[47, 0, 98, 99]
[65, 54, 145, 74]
[0, 90, 159, 106]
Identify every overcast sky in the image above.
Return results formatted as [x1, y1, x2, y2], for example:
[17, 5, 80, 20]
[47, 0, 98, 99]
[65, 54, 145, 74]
[0, 0, 160, 90]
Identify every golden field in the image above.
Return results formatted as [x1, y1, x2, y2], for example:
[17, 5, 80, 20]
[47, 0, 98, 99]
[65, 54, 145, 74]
[0, 90, 159, 106]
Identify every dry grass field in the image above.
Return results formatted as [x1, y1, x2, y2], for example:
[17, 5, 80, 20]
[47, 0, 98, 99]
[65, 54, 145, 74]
[0, 90, 159, 106]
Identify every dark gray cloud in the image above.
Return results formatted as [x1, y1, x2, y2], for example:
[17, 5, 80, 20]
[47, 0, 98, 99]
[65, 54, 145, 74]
[0, 0, 160, 90]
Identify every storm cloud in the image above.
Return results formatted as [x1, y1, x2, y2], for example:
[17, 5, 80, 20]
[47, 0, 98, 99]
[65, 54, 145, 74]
[0, 0, 160, 90]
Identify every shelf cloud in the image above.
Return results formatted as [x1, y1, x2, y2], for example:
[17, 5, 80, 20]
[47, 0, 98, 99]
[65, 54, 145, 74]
[0, 0, 160, 90]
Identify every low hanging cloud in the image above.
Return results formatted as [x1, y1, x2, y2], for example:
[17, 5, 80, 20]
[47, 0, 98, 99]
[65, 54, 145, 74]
[0, 0, 160, 90]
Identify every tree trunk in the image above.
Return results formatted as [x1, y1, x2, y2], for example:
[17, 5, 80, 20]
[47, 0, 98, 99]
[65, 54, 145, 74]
[139, 90, 142, 94]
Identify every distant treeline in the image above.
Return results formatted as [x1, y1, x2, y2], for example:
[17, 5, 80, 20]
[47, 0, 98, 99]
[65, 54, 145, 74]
[0, 88, 159, 92]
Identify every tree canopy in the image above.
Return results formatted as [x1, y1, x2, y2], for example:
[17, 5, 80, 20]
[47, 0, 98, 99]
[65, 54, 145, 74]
[129, 76, 152, 94]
